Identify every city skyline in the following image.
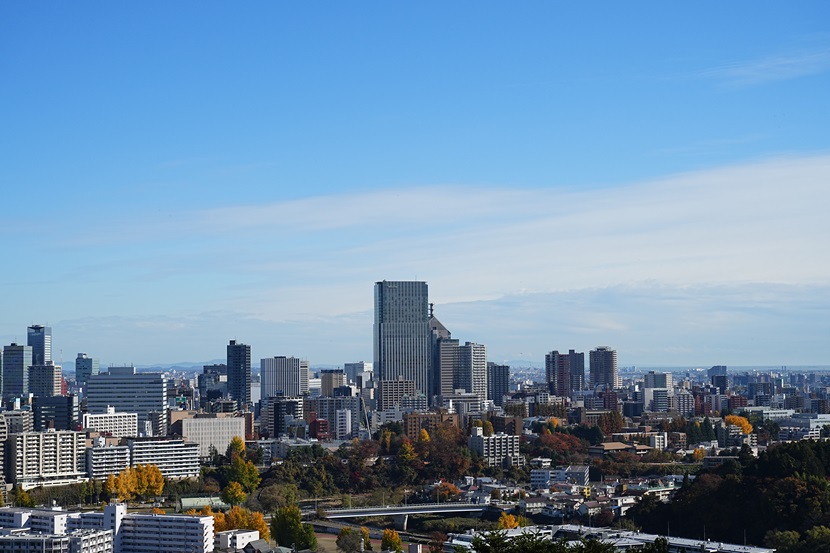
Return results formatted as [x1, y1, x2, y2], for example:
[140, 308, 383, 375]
[2, 3, 828, 366]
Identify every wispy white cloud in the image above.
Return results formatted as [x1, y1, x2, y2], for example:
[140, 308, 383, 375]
[703, 47, 830, 87]
[5, 154, 830, 365]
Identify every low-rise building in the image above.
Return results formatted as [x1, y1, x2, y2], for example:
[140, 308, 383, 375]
[126, 438, 200, 479]
[86, 443, 131, 479]
[468, 427, 523, 468]
[175, 414, 246, 459]
[83, 407, 139, 438]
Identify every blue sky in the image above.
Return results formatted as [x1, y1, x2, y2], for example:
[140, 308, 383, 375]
[2, 2, 829, 368]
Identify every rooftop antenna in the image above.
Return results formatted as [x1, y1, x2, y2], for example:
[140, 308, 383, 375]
[429, 303, 434, 318]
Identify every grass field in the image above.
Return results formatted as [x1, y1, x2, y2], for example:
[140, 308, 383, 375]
[314, 531, 413, 553]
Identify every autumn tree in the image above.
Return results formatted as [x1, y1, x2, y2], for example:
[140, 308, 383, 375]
[221, 481, 247, 506]
[436, 481, 462, 502]
[10, 487, 34, 508]
[482, 420, 495, 436]
[115, 467, 137, 501]
[223, 505, 270, 540]
[597, 411, 625, 435]
[104, 474, 117, 498]
[428, 531, 449, 553]
[724, 415, 753, 434]
[227, 454, 261, 492]
[381, 528, 403, 553]
[360, 527, 373, 551]
[498, 512, 520, 529]
[133, 464, 165, 499]
[227, 436, 246, 459]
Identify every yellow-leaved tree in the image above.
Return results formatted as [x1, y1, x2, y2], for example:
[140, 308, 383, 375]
[498, 512, 520, 529]
[134, 465, 165, 499]
[115, 467, 137, 501]
[724, 415, 753, 434]
[381, 528, 403, 553]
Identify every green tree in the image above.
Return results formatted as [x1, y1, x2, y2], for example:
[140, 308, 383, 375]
[336, 527, 362, 552]
[764, 530, 801, 553]
[258, 483, 299, 512]
[221, 481, 247, 506]
[227, 455, 261, 492]
[381, 528, 403, 553]
[11, 487, 34, 508]
[482, 420, 495, 436]
[270, 505, 315, 550]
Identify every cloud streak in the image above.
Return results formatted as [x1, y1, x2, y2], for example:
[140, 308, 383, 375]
[703, 47, 830, 87]
[4, 153, 829, 365]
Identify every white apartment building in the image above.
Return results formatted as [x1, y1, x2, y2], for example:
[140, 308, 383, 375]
[179, 415, 246, 458]
[1, 503, 213, 553]
[86, 444, 131, 479]
[0, 508, 112, 553]
[468, 426, 524, 468]
[215, 530, 259, 551]
[335, 409, 352, 441]
[0, 529, 112, 553]
[83, 407, 139, 438]
[6, 430, 86, 489]
[126, 438, 200, 479]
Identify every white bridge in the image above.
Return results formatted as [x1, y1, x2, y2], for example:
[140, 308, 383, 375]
[321, 502, 490, 530]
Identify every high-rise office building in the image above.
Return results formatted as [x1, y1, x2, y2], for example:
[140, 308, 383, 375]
[343, 361, 372, 385]
[32, 394, 79, 431]
[75, 353, 99, 388]
[546, 349, 584, 395]
[320, 369, 346, 397]
[457, 342, 488, 402]
[644, 371, 673, 389]
[545, 351, 570, 397]
[227, 340, 251, 411]
[27, 325, 51, 366]
[708, 365, 728, 378]
[28, 363, 62, 397]
[435, 337, 460, 400]
[487, 362, 510, 406]
[86, 366, 168, 434]
[568, 350, 585, 392]
[430, 311, 453, 400]
[377, 378, 417, 411]
[374, 280, 431, 399]
[197, 363, 228, 406]
[261, 356, 309, 398]
[589, 346, 619, 389]
[3, 343, 32, 397]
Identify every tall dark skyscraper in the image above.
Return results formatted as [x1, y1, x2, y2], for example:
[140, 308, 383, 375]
[373, 281, 431, 398]
[27, 325, 51, 366]
[487, 362, 509, 406]
[3, 343, 32, 397]
[545, 351, 571, 397]
[569, 349, 585, 392]
[227, 340, 251, 411]
[589, 346, 619, 389]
